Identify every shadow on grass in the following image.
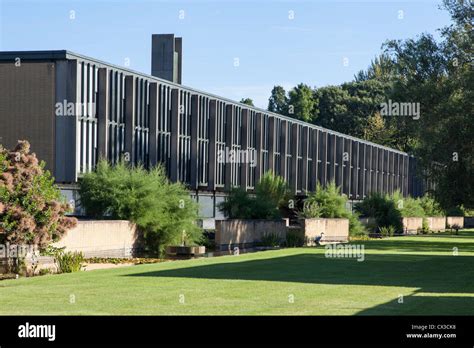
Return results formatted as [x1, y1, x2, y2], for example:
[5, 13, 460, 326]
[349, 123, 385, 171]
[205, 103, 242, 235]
[359, 239, 474, 253]
[357, 293, 474, 315]
[126, 253, 474, 294]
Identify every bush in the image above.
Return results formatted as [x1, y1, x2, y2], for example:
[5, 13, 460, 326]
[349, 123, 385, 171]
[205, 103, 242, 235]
[284, 231, 305, 247]
[218, 171, 291, 219]
[445, 206, 465, 216]
[55, 250, 84, 273]
[379, 226, 395, 237]
[79, 160, 202, 256]
[419, 194, 444, 216]
[301, 182, 367, 237]
[258, 232, 282, 247]
[418, 218, 430, 234]
[0, 141, 77, 249]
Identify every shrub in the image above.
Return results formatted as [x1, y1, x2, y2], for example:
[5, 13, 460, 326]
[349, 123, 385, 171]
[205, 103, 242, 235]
[418, 218, 430, 234]
[258, 232, 282, 247]
[419, 194, 444, 216]
[284, 231, 305, 247]
[445, 206, 465, 216]
[301, 182, 367, 237]
[79, 160, 202, 256]
[0, 141, 77, 249]
[379, 226, 395, 237]
[218, 171, 291, 219]
[55, 250, 84, 273]
[389, 191, 425, 218]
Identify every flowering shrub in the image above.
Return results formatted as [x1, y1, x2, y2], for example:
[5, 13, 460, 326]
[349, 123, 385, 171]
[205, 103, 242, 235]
[0, 141, 77, 249]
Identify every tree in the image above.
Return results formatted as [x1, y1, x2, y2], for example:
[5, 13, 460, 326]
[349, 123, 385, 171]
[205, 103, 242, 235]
[268, 85, 288, 114]
[240, 98, 254, 106]
[287, 83, 315, 122]
[0, 140, 77, 249]
[79, 160, 202, 255]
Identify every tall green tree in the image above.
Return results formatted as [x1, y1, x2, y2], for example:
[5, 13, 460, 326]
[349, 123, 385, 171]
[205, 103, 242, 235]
[268, 85, 288, 114]
[287, 83, 315, 122]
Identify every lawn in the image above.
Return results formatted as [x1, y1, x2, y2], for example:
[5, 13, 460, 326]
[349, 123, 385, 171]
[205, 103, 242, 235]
[0, 230, 473, 315]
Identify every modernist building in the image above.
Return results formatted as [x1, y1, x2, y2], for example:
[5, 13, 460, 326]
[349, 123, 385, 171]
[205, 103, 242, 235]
[0, 35, 424, 218]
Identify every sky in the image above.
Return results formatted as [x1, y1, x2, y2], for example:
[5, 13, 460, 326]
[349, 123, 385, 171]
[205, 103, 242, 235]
[0, 0, 452, 108]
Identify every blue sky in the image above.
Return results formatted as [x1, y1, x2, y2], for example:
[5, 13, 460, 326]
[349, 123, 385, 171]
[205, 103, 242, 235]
[0, 0, 451, 108]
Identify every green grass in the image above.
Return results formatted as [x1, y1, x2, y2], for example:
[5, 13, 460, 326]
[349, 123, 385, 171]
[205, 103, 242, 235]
[1, 229, 473, 315]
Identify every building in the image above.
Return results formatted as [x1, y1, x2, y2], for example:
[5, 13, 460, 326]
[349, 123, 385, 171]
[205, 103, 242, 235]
[0, 35, 425, 219]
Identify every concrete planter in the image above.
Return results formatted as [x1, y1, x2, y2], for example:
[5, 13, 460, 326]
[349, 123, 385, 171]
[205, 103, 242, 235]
[298, 218, 349, 245]
[402, 217, 423, 234]
[426, 217, 446, 231]
[446, 216, 464, 229]
[215, 219, 287, 251]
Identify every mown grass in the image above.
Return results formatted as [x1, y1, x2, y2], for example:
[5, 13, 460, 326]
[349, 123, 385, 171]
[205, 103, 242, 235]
[0, 229, 473, 315]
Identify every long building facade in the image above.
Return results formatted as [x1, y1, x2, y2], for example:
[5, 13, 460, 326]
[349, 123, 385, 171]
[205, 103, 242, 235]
[0, 46, 425, 218]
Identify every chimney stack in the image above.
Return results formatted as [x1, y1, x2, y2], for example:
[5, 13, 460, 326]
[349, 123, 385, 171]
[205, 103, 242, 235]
[151, 34, 182, 84]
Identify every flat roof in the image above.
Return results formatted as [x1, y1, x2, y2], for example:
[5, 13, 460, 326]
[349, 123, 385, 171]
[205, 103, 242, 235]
[0, 50, 409, 156]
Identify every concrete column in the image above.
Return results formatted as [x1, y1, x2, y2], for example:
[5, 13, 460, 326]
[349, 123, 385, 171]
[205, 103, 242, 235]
[190, 94, 200, 189]
[268, 117, 275, 173]
[301, 126, 309, 193]
[280, 120, 287, 180]
[207, 100, 217, 191]
[149, 83, 159, 167]
[343, 138, 351, 196]
[291, 123, 298, 194]
[255, 112, 263, 185]
[311, 129, 319, 190]
[124, 75, 136, 165]
[97, 68, 109, 161]
[225, 104, 234, 190]
[241, 109, 249, 189]
[320, 131, 328, 186]
[170, 88, 180, 182]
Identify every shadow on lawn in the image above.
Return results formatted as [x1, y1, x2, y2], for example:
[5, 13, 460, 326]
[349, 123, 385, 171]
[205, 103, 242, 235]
[126, 253, 474, 294]
[356, 239, 474, 253]
[357, 293, 474, 315]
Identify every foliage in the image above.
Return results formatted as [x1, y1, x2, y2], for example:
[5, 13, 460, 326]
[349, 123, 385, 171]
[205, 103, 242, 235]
[355, 192, 403, 232]
[218, 171, 291, 219]
[78, 160, 202, 256]
[240, 98, 254, 106]
[258, 232, 282, 247]
[301, 182, 367, 236]
[54, 250, 84, 273]
[379, 226, 395, 237]
[287, 83, 316, 122]
[267, 1, 473, 210]
[268, 85, 289, 115]
[419, 218, 430, 235]
[419, 194, 444, 216]
[389, 191, 425, 218]
[0, 141, 77, 249]
[284, 230, 305, 247]
[444, 206, 465, 217]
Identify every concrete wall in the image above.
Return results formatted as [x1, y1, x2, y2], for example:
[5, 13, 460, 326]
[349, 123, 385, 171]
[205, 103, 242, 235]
[402, 217, 423, 234]
[215, 219, 287, 251]
[446, 217, 464, 228]
[426, 217, 446, 231]
[0, 61, 56, 172]
[300, 218, 349, 244]
[53, 220, 140, 258]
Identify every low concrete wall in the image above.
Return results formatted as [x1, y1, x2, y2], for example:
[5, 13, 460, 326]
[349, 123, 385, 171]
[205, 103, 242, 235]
[53, 220, 141, 258]
[402, 217, 423, 234]
[446, 216, 464, 229]
[426, 217, 446, 231]
[299, 218, 349, 244]
[215, 219, 287, 251]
